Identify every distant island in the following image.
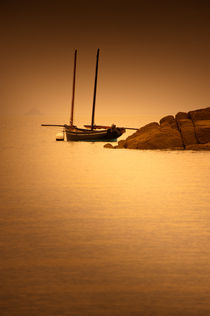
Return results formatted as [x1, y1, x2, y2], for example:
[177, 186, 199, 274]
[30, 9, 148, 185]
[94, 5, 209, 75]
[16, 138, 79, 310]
[24, 107, 42, 115]
[105, 107, 210, 150]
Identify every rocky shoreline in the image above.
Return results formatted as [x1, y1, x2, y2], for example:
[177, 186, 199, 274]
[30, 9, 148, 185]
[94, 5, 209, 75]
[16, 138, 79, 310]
[104, 107, 210, 150]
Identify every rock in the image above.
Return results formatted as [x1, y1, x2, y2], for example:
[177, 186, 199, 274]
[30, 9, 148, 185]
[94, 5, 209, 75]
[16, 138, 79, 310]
[188, 107, 210, 121]
[124, 121, 184, 150]
[175, 112, 188, 120]
[126, 122, 159, 141]
[159, 115, 178, 129]
[113, 107, 210, 151]
[193, 120, 210, 144]
[176, 118, 198, 146]
[186, 142, 210, 150]
[124, 122, 158, 149]
[104, 143, 114, 149]
[117, 140, 126, 148]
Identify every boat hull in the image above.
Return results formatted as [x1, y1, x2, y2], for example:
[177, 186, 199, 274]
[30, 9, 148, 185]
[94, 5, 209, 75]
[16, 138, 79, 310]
[65, 126, 125, 141]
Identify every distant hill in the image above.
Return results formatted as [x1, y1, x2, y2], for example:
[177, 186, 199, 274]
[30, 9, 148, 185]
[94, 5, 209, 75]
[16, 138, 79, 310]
[25, 107, 42, 115]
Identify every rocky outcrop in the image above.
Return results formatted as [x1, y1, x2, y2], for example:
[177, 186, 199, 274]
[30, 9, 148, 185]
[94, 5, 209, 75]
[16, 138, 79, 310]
[159, 115, 178, 130]
[188, 108, 210, 144]
[104, 107, 210, 150]
[175, 112, 198, 146]
[186, 143, 210, 150]
[188, 108, 210, 121]
[104, 143, 114, 149]
[193, 120, 210, 144]
[122, 122, 183, 150]
[117, 140, 127, 148]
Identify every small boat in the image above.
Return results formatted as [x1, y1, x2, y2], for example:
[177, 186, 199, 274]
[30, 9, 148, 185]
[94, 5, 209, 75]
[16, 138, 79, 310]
[42, 49, 137, 141]
[64, 48, 125, 141]
[65, 124, 125, 142]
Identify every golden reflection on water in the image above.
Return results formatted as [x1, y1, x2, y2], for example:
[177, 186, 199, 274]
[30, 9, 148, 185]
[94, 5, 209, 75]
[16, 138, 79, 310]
[1, 116, 210, 315]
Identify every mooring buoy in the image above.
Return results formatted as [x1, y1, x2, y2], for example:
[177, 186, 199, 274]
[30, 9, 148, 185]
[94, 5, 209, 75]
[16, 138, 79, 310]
[56, 132, 64, 141]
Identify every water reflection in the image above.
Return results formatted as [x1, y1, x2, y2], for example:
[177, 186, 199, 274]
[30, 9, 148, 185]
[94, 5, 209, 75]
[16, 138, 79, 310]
[1, 116, 210, 315]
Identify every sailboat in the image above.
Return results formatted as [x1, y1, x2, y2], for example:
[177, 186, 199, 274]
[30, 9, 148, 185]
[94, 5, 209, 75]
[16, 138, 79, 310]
[42, 49, 137, 141]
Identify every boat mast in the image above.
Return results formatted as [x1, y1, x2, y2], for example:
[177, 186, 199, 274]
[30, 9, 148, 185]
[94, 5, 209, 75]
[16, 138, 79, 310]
[91, 48, 100, 130]
[70, 49, 77, 126]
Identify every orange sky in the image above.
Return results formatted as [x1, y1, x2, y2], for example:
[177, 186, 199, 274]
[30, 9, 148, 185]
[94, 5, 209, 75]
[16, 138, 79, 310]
[1, 0, 210, 121]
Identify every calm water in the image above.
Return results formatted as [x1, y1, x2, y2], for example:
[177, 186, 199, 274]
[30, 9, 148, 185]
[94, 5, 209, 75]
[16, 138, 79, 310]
[1, 116, 210, 316]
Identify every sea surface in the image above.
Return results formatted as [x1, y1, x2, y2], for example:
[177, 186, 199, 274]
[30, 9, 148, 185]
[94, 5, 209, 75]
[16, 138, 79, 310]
[1, 115, 210, 316]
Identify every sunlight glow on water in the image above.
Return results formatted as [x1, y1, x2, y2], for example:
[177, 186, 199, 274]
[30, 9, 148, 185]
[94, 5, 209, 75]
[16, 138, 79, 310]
[1, 116, 210, 315]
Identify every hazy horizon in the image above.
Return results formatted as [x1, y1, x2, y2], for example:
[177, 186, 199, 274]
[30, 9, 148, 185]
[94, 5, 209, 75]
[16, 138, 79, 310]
[1, 1, 210, 120]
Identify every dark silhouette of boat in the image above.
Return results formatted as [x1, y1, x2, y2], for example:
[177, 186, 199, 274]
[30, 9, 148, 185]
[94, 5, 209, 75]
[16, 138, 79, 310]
[42, 49, 137, 141]
[65, 124, 125, 141]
